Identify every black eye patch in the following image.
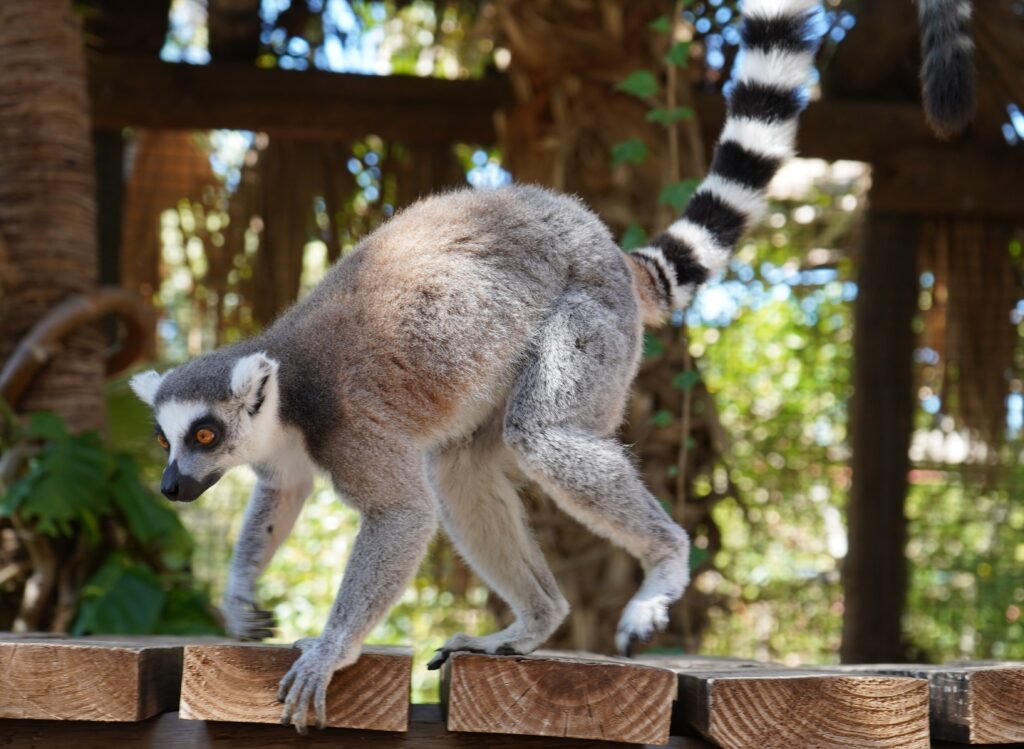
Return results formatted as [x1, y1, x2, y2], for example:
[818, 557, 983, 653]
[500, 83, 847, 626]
[185, 415, 226, 450]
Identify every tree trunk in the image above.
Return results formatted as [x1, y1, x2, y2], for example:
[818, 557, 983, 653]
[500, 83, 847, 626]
[841, 210, 919, 663]
[0, 0, 104, 433]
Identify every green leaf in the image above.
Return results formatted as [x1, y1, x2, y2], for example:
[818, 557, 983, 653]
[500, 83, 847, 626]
[621, 222, 649, 251]
[658, 179, 701, 211]
[3, 426, 115, 537]
[72, 553, 165, 635]
[23, 411, 68, 442]
[651, 409, 674, 428]
[110, 454, 193, 569]
[610, 138, 649, 167]
[689, 545, 710, 570]
[646, 106, 695, 126]
[642, 331, 665, 359]
[664, 41, 692, 66]
[615, 69, 658, 98]
[648, 15, 671, 33]
[671, 370, 702, 391]
[153, 586, 223, 636]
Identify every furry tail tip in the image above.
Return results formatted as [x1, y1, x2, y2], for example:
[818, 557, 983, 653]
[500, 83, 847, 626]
[918, 0, 976, 138]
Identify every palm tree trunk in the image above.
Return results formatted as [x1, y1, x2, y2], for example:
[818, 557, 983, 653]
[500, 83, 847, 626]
[0, 0, 105, 432]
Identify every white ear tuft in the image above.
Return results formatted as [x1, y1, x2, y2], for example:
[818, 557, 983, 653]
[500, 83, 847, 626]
[230, 352, 279, 415]
[129, 370, 164, 406]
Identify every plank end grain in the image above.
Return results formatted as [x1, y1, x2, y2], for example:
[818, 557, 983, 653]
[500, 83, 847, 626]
[0, 636, 184, 721]
[178, 643, 412, 732]
[675, 669, 930, 749]
[442, 650, 677, 745]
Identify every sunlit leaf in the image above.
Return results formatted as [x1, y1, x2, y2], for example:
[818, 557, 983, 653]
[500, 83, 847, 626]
[72, 553, 165, 635]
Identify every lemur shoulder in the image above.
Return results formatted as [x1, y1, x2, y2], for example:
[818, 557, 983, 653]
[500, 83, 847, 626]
[131, 0, 975, 732]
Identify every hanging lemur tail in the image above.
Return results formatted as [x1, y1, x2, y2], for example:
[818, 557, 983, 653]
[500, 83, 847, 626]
[917, 0, 975, 138]
[628, 0, 821, 324]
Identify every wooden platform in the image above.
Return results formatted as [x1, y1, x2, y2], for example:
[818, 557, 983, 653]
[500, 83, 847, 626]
[179, 642, 412, 731]
[642, 656, 931, 749]
[1, 635, 1023, 747]
[441, 651, 677, 744]
[825, 663, 1024, 744]
[0, 634, 187, 721]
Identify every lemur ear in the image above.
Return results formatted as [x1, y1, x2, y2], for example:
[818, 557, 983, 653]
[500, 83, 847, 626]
[230, 352, 279, 416]
[129, 370, 164, 406]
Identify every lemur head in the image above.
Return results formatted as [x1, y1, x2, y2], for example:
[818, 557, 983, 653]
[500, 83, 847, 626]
[129, 350, 281, 503]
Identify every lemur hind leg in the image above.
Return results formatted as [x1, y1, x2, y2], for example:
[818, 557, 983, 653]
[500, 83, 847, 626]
[427, 421, 569, 669]
[503, 291, 691, 655]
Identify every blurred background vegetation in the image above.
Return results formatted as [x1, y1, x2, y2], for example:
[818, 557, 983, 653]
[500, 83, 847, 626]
[1, 0, 1022, 703]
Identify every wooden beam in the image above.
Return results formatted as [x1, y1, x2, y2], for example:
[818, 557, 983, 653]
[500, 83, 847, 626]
[0, 704, 718, 748]
[645, 657, 930, 749]
[0, 635, 185, 721]
[441, 651, 677, 744]
[831, 663, 1024, 744]
[87, 52, 506, 144]
[179, 643, 412, 731]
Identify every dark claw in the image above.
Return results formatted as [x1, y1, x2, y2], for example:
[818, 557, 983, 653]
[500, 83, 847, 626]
[426, 650, 448, 670]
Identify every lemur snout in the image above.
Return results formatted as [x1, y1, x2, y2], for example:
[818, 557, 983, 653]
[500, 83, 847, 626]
[161, 461, 216, 503]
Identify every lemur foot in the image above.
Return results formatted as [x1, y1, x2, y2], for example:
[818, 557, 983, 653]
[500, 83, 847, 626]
[277, 637, 356, 733]
[425, 631, 542, 670]
[615, 595, 670, 657]
[222, 594, 276, 640]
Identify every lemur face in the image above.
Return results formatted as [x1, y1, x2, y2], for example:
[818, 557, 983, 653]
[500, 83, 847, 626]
[129, 352, 280, 503]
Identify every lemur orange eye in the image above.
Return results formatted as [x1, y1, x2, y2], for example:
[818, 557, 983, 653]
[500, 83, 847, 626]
[156, 434, 170, 451]
[195, 428, 216, 446]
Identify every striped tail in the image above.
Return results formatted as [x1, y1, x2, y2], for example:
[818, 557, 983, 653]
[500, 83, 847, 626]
[918, 0, 975, 138]
[629, 0, 821, 323]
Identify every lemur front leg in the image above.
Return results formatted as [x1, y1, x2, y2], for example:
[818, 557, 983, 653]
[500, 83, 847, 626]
[277, 449, 437, 733]
[223, 470, 313, 639]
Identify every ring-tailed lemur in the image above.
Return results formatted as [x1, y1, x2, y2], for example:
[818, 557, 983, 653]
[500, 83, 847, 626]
[129, 0, 964, 732]
[918, 0, 975, 137]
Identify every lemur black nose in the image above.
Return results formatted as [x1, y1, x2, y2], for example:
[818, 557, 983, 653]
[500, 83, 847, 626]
[161, 461, 181, 499]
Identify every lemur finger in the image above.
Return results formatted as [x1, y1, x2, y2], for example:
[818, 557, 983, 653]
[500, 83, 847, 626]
[314, 681, 328, 730]
[277, 660, 301, 703]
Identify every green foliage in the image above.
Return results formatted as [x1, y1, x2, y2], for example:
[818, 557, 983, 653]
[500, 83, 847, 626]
[658, 179, 701, 211]
[672, 370, 702, 391]
[610, 138, 649, 167]
[621, 222, 649, 251]
[646, 106, 695, 126]
[615, 70, 659, 98]
[648, 15, 672, 33]
[664, 41, 692, 67]
[0, 411, 221, 636]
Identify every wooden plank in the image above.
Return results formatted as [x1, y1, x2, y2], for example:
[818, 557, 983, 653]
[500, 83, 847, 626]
[179, 643, 412, 732]
[87, 52, 507, 144]
[441, 650, 677, 745]
[0, 705, 718, 748]
[647, 657, 930, 749]
[833, 663, 1024, 744]
[0, 635, 186, 721]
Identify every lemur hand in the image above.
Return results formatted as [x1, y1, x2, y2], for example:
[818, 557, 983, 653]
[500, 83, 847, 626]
[221, 592, 276, 640]
[277, 637, 357, 733]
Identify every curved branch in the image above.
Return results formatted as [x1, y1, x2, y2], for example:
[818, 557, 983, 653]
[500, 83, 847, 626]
[0, 287, 155, 409]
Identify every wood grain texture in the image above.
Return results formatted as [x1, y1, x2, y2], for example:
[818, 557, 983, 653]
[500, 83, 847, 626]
[441, 651, 677, 745]
[0, 635, 184, 721]
[835, 662, 1024, 744]
[179, 643, 412, 731]
[652, 659, 930, 749]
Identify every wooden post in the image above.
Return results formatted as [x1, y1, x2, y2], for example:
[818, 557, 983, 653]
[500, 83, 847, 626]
[829, 663, 1024, 744]
[646, 657, 930, 749]
[842, 211, 920, 664]
[179, 643, 412, 732]
[0, 635, 185, 721]
[441, 651, 677, 744]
